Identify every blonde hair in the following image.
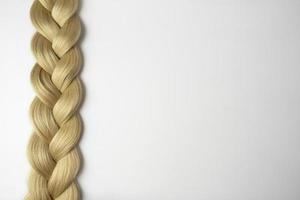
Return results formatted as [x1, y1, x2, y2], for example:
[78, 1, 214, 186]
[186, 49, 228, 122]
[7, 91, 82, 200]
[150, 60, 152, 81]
[26, 0, 82, 199]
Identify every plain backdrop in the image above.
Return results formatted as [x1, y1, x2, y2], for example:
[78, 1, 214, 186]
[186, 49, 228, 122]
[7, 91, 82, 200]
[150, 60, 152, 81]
[0, 0, 300, 199]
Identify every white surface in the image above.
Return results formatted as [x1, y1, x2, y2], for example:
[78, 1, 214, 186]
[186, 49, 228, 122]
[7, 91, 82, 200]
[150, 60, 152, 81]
[0, 0, 300, 199]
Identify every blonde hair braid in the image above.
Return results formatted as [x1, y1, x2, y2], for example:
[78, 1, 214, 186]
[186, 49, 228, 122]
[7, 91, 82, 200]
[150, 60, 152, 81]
[26, 0, 82, 199]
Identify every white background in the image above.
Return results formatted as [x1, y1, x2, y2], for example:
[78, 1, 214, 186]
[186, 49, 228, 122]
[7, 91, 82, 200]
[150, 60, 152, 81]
[0, 0, 300, 199]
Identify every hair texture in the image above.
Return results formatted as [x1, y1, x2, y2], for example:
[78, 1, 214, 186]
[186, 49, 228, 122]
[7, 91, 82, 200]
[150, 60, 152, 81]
[26, 0, 82, 199]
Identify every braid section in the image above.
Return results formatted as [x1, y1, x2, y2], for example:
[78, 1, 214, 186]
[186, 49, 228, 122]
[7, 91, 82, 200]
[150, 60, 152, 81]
[26, 0, 82, 199]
